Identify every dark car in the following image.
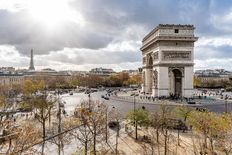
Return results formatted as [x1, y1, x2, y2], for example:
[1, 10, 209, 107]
[108, 121, 119, 128]
[104, 97, 109, 100]
[187, 101, 196, 104]
[16, 107, 32, 112]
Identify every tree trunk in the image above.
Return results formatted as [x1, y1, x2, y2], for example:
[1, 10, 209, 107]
[42, 119, 46, 140]
[93, 130, 96, 155]
[116, 120, 120, 155]
[204, 134, 207, 149]
[156, 129, 159, 143]
[7, 138, 12, 154]
[58, 103, 62, 155]
[157, 139, 161, 155]
[42, 142, 45, 155]
[164, 129, 168, 155]
[135, 120, 138, 140]
[116, 133, 118, 155]
[151, 144, 154, 155]
[85, 141, 88, 155]
[209, 138, 214, 154]
[42, 119, 46, 155]
[58, 143, 61, 155]
[49, 112, 51, 129]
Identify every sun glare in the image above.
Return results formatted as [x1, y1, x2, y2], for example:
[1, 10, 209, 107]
[27, 0, 84, 28]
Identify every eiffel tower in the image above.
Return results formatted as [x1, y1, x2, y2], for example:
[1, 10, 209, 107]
[29, 49, 35, 70]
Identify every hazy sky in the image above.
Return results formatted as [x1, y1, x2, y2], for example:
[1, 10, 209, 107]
[0, 0, 232, 71]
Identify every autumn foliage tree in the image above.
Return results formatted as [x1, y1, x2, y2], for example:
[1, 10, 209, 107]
[5, 122, 41, 155]
[188, 111, 232, 154]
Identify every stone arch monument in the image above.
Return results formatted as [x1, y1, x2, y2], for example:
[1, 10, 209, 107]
[141, 24, 198, 97]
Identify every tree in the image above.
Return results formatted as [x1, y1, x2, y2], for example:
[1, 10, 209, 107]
[49, 117, 72, 155]
[33, 93, 56, 155]
[69, 100, 106, 155]
[69, 104, 93, 155]
[87, 101, 106, 155]
[188, 111, 231, 154]
[175, 105, 193, 122]
[194, 77, 201, 88]
[125, 74, 142, 86]
[217, 114, 232, 155]
[107, 75, 121, 87]
[5, 123, 41, 155]
[150, 112, 162, 144]
[108, 106, 121, 154]
[126, 108, 150, 140]
[159, 104, 173, 155]
[118, 72, 129, 86]
[69, 77, 80, 88]
[0, 95, 7, 111]
[175, 105, 193, 143]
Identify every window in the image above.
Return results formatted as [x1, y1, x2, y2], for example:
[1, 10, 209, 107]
[174, 29, 179, 33]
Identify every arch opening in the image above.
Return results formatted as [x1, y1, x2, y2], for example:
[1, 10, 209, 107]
[172, 69, 182, 97]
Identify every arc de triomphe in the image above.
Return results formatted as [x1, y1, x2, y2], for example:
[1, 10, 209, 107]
[141, 24, 198, 97]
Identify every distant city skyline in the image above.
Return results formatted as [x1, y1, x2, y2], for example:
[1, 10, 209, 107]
[0, 0, 232, 71]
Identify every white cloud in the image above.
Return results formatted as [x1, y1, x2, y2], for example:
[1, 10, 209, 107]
[105, 40, 141, 52]
[194, 58, 232, 70]
[0, 0, 27, 12]
[210, 8, 232, 33]
[196, 37, 232, 47]
[0, 45, 29, 67]
[35, 51, 141, 71]
[1, 0, 232, 72]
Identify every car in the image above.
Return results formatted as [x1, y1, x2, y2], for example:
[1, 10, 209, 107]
[108, 121, 119, 128]
[187, 101, 196, 104]
[104, 97, 109, 100]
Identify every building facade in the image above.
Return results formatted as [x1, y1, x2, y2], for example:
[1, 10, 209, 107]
[89, 67, 115, 77]
[0, 73, 24, 87]
[141, 24, 198, 97]
[194, 69, 232, 88]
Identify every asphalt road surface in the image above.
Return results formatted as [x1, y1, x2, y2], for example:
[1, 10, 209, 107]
[61, 91, 231, 118]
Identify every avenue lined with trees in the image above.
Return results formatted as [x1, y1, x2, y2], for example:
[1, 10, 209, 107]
[0, 77, 232, 154]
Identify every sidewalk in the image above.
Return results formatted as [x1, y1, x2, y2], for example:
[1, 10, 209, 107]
[103, 131, 147, 155]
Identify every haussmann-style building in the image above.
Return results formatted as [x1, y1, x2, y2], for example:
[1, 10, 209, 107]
[141, 24, 198, 98]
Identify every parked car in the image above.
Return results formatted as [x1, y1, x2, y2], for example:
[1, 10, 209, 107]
[187, 101, 196, 104]
[104, 97, 109, 100]
[108, 121, 119, 128]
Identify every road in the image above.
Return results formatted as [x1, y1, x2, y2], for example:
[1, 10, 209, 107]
[61, 91, 232, 118]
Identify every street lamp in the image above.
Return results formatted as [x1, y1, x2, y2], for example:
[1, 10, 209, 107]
[133, 94, 139, 126]
[225, 94, 228, 113]
[88, 92, 91, 109]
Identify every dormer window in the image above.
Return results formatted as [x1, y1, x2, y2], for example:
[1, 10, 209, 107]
[174, 29, 179, 33]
